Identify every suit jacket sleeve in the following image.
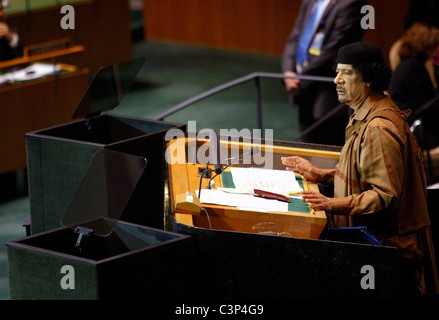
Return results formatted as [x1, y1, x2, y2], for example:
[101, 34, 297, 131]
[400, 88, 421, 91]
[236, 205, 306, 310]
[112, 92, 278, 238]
[281, 0, 313, 73]
[282, 0, 366, 85]
[0, 29, 23, 62]
[302, 0, 366, 77]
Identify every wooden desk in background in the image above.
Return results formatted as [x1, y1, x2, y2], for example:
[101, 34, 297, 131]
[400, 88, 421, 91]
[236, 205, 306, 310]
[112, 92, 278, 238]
[0, 45, 85, 70]
[5, 0, 132, 74]
[0, 66, 89, 174]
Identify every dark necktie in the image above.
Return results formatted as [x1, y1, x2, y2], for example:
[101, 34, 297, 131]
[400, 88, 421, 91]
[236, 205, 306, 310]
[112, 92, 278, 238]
[296, 0, 325, 66]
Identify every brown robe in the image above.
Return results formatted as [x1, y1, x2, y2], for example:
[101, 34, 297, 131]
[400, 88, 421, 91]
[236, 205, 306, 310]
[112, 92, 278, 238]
[328, 92, 438, 293]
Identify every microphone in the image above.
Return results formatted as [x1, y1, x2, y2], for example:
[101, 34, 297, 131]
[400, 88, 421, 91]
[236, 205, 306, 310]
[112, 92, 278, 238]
[197, 129, 223, 198]
[196, 128, 223, 173]
[207, 129, 223, 174]
[197, 145, 260, 198]
[206, 146, 260, 190]
[223, 146, 260, 162]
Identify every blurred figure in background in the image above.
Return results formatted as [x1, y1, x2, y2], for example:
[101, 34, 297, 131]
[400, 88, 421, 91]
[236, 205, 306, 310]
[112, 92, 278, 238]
[0, 0, 23, 62]
[400, 0, 439, 107]
[388, 23, 439, 125]
[388, 22, 439, 155]
[404, 0, 439, 30]
[282, 0, 366, 146]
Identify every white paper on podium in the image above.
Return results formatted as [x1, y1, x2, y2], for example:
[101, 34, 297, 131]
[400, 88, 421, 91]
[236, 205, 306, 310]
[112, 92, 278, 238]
[198, 189, 288, 212]
[229, 167, 302, 194]
[11, 63, 59, 82]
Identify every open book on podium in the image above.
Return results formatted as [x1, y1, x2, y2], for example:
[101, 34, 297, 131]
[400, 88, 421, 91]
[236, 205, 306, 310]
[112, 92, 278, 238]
[199, 167, 304, 212]
[167, 137, 340, 239]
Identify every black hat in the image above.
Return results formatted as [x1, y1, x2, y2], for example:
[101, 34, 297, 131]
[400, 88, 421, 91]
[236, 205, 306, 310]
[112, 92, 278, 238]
[336, 42, 384, 66]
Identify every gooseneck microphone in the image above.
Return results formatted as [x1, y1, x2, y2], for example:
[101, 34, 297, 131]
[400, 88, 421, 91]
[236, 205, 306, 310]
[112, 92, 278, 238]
[205, 146, 260, 191]
[207, 129, 223, 175]
[197, 129, 223, 198]
[195, 129, 260, 199]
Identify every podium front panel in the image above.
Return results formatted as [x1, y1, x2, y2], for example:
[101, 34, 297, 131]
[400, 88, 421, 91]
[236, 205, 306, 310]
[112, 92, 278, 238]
[26, 115, 185, 234]
[7, 220, 194, 300]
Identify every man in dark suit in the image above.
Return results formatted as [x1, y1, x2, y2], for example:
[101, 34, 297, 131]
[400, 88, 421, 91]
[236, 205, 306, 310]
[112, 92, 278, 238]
[282, 0, 366, 146]
[0, 0, 23, 62]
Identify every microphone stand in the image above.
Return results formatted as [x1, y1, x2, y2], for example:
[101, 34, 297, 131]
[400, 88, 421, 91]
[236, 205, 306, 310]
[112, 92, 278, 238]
[206, 162, 232, 190]
[197, 147, 260, 198]
[196, 129, 222, 199]
[198, 165, 215, 198]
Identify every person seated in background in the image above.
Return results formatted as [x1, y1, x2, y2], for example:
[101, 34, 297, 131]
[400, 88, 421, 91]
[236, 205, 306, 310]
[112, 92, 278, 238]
[0, 0, 23, 62]
[388, 22, 439, 125]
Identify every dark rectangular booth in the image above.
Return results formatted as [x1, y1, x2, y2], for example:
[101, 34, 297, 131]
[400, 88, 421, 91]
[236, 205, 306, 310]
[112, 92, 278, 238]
[25, 58, 186, 234]
[7, 150, 194, 300]
[171, 220, 400, 300]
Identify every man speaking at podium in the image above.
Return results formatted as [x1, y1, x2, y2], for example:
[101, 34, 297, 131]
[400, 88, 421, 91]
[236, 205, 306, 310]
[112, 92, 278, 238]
[0, 0, 22, 61]
[282, 42, 438, 295]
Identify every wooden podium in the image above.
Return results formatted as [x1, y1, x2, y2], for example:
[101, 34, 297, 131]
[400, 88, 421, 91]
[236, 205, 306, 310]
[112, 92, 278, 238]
[166, 136, 402, 299]
[167, 136, 340, 240]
